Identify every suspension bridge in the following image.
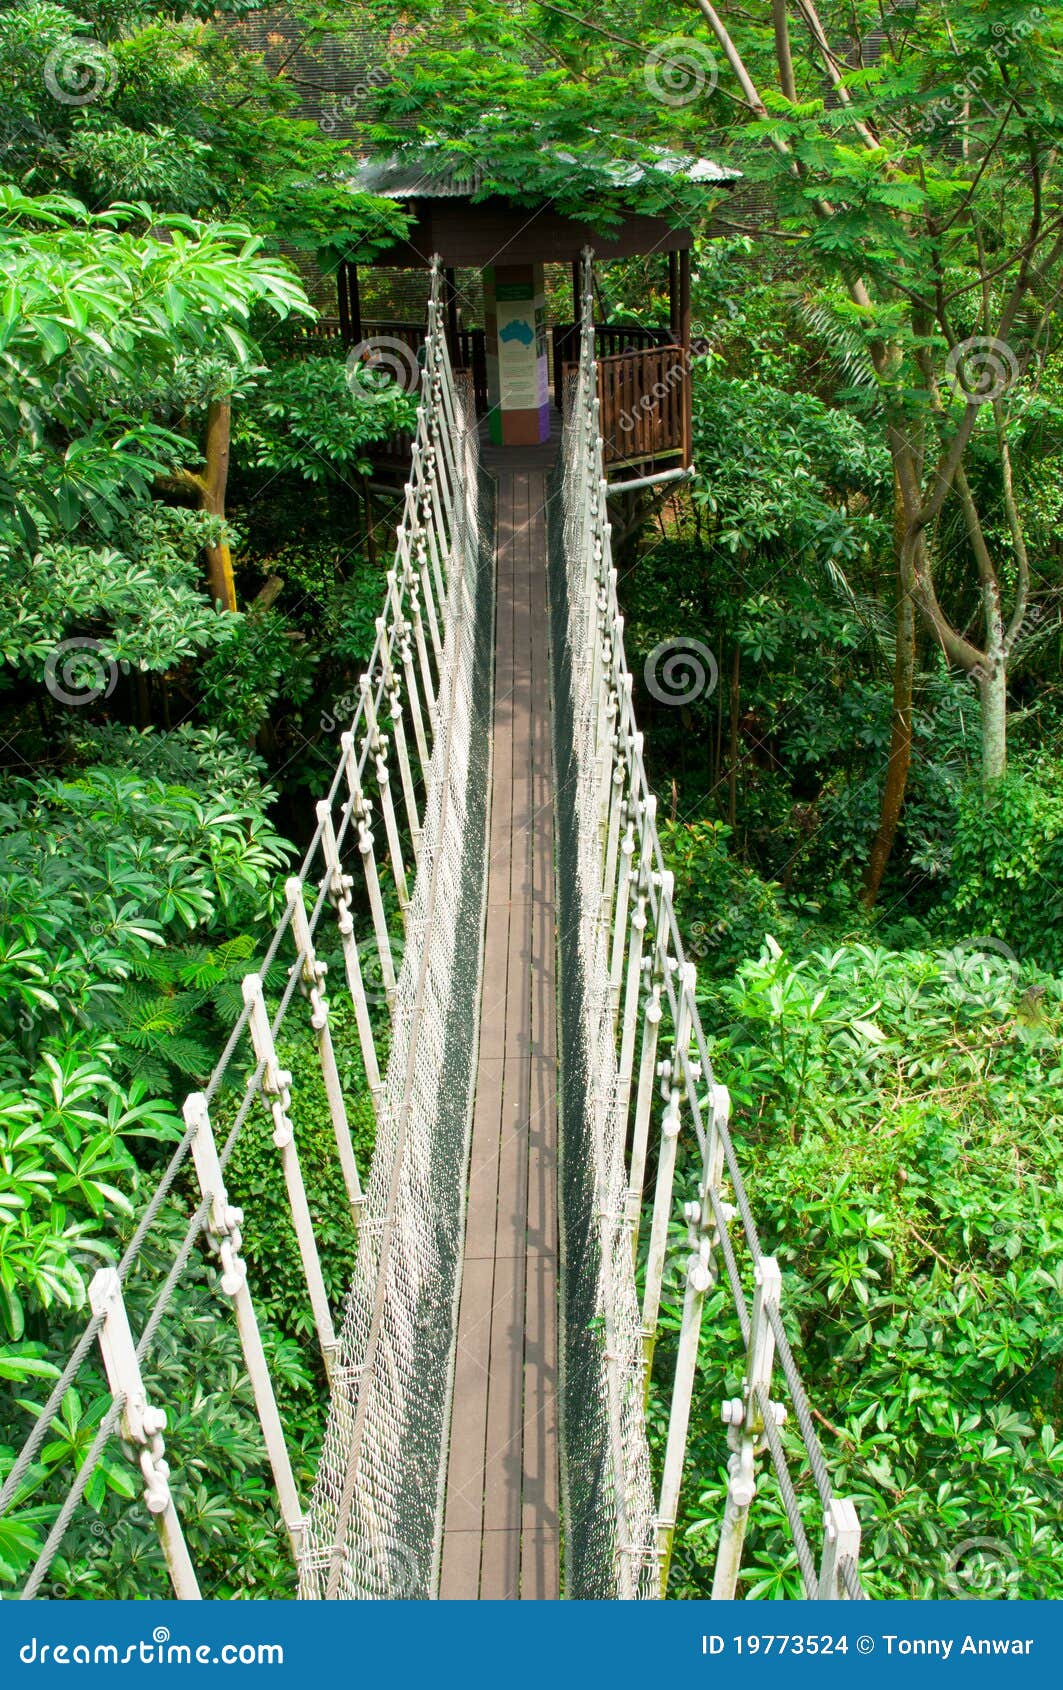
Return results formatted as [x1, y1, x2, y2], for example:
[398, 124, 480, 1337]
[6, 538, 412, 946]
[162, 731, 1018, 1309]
[3, 255, 866, 1604]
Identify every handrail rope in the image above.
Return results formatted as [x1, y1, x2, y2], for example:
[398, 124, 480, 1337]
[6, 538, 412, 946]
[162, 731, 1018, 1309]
[19, 1398, 126, 1602]
[753, 1383, 819, 1598]
[2, 257, 456, 1556]
[765, 1302, 836, 1513]
[840, 1555, 867, 1599]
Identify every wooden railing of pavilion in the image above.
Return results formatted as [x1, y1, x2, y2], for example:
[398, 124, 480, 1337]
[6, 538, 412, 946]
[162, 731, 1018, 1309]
[562, 341, 691, 474]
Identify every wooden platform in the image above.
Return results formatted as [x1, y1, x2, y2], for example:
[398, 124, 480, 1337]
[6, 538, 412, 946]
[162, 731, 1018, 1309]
[439, 446, 560, 1599]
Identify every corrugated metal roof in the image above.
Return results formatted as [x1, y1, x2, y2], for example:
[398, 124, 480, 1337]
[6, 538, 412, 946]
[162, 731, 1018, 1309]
[353, 157, 486, 198]
[350, 145, 738, 200]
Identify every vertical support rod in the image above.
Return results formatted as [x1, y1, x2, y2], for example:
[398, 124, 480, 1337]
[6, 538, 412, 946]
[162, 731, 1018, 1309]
[342, 736, 398, 1016]
[243, 973, 338, 1376]
[616, 802, 653, 1124]
[348, 258, 362, 349]
[712, 1257, 782, 1600]
[286, 878, 364, 1218]
[336, 259, 350, 347]
[668, 250, 679, 340]
[377, 618, 421, 855]
[359, 678, 410, 916]
[317, 800, 385, 1108]
[818, 1498, 862, 1599]
[627, 939, 668, 1253]
[88, 1269, 201, 1600]
[656, 1082, 730, 1594]
[608, 800, 636, 1033]
[184, 1093, 306, 1559]
[640, 960, 695, 1386]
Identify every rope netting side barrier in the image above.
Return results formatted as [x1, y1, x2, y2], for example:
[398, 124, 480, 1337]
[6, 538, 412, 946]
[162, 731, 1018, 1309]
[1, 257, 484, 1601]
[549, 250, 867, 1602]
[297, 302, 492, 1602]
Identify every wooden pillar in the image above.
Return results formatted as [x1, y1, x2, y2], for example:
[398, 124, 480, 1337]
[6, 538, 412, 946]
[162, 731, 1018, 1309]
[348, 259, 362, 349]
[445, 267, 459, 360]
[571, 258, 581, 330]
[679, 246, 692, 469]
[336, 260, 350, 345]
[669, 250, 679, 340]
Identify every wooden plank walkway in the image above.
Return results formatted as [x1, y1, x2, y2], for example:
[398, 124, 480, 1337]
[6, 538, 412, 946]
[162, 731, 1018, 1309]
[439, 446, 560, 1600]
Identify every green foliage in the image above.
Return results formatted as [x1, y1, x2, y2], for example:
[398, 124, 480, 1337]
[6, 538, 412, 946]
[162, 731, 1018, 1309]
[199, 608, 318, 742]
[949, 761, 1063, 973]
[0, 507, 234, 682]
[233, 357, 417, 484]
[63, 724, 276, 808]
[0, 1043, 181, 1340]
[0, 188, 309, 547]
[661, 818, 790, 987]
[0, 2, 410, 265]
[0, 761, 291, 1050]
[692, 363, 890, 568]
[657, 936, 1063, 1599]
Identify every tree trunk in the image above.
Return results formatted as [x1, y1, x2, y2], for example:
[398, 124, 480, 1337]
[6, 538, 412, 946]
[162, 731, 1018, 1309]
[727, 643, 740, 831]
[978, 656, 1008, 782]
[863, 474, 917, 907]
[202, 398, 236, 612]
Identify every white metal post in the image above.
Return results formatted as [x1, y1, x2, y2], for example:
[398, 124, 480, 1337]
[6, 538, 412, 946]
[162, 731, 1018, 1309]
[655, 1082, 730, 1594]
[341, 735, 398, 1017]
[286, 878, 365, 1219]
[393, 586, 431, 772]
[242, 973, 338, 1377]
[616, 796, 654, 1126]
[184, 1093, 306, 1559]
[626, 936, 669, 1256]
[712, 1256, 783, 1600]
[89, 1268, 201, 1600]
[377, 616, 421, 855]
[317, 800, 384, 1111]
[818, 1497, 862, 1598]
[358, 679, 410, 918]
[640, 960, 696, 1385]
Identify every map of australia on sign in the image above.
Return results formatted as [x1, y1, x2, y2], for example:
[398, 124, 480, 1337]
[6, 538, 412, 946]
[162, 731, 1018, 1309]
[499, 317, 535, 347]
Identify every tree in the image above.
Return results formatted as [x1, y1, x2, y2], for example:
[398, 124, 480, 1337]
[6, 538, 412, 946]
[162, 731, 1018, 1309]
[670, 1, 1063, 889]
